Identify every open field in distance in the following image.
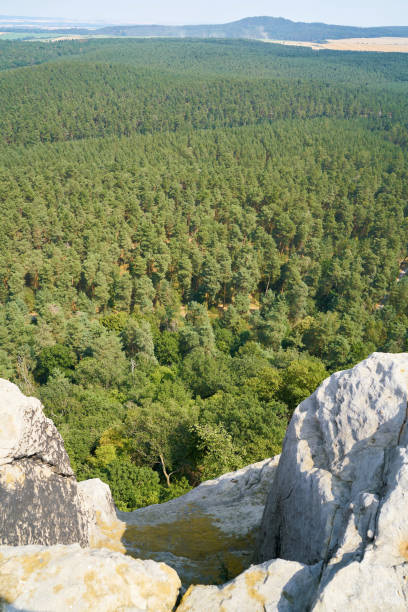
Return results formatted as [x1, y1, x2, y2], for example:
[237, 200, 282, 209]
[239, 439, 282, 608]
[266, 37, 408, 53]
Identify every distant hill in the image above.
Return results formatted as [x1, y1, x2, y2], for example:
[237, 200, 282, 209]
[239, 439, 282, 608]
[1, 15, 408, 42]
[97, 16, 408, 42]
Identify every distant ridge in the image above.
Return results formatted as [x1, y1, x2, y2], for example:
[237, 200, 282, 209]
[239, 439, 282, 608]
[1, 15, 408, 42]
[95, 16, 408, 42]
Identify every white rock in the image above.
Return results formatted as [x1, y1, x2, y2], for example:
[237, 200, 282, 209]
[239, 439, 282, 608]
[368, 445, 408, 565]
[78, 479, 126, 552]
[257, 353, 408, 567]
[121, 456, 279, 586]
[0, 380, 93, 547]
[313, 555, 408, 611]
[0, 544, 180, 612]
[0, 379, 71, 473]
[177, 558, 321, 612]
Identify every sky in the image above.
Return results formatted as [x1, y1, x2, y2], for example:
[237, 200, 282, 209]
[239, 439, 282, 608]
[0, 0, 407, 27]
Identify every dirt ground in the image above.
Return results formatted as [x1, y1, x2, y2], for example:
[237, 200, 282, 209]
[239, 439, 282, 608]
[266, 37, 408, 53]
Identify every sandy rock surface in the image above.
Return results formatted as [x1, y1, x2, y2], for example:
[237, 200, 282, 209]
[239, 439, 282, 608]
[120, 456, 279, 586]
[0, 544, 180, 612]
[178, 558, 321, 611]
[78, 478, 126, 552]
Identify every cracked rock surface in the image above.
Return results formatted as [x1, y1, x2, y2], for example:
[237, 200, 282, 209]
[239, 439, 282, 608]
[0, 379, 92, 546]
[0, 378, 72, 473]
[257, 352, 408, 568]
[178, 558, 322, 611]
[77, 478, 126, 552]
[255, 352, 408, 609]
[0, 381, 182, 611]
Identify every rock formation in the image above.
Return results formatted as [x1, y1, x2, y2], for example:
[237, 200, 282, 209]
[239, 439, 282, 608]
[0, 544, 180, 611]
[120, 455, 279, 586]
[257, 352, 408, 586]
[0, 379, 181, 611]
[178, 558, 321, 611]
[181, 353, 408, 610]
[77, 478, 126, 552]
[257, 352, 408, 568]
[3, 353, 408, 610]
[0, 379, 92, 547]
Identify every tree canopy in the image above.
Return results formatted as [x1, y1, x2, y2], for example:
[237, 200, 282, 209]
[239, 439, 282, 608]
[1, 37, 407, 509]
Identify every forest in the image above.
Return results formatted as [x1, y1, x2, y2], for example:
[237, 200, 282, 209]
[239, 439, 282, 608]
[1, 38, 408, 510]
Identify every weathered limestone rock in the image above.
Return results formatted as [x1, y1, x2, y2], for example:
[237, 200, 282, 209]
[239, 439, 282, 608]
[313, 553, 408, 611]
[77, 478, 126, 552]
[237, 352, 408, 610]
[312, 424, 408, 609]
[1, 459, 91, 547]
[0, 544, 181, 612]
[0, 379, 91, 546]
[0, 378, 71, 472]
[178, 558, 321, 612]
[257, 352, 408, 569]
[121, 456, 279, 586]
[0, 381, 181, 610]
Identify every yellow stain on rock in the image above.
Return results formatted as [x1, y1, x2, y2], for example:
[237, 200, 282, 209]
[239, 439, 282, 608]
[115, 563, 132, 586]
[245, 569, 267, 604]
[20, 551, 52, 585]
[399, 541, 408, 560]
[84, 562, 177, 611]
[89, 511, 126, 553]
[83, 570, 100, 604]
[0, 464, 26, 490]
[1, 551, 180, 612]
[0, 551, 52, 604]
[116, 564, 159, 603]
[0, 573, 20, 605]
[180, 584, 195, 600]
[123, 511, 256, 584]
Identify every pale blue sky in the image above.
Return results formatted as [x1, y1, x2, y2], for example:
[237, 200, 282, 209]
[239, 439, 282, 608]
[0, 0, 407, 27]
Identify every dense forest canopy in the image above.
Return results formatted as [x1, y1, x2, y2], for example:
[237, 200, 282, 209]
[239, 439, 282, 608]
[1, 38, 408, 509]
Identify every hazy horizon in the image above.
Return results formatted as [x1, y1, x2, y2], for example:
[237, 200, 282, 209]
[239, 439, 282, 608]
[0, 1, 407, 28]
